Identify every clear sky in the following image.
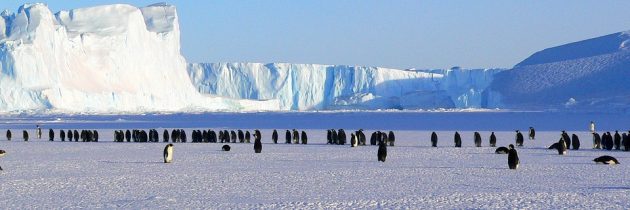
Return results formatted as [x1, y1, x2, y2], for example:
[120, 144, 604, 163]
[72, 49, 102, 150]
[1, 1, 629, 69]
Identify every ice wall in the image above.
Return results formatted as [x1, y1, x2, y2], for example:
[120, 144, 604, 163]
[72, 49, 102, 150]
[188, 63, 503, 110]
[0, 3, 276, 113]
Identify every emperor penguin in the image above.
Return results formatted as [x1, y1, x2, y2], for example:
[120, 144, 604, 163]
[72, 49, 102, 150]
[454, 132, 462, 147]
[285, 130, 291, 144]
[272, 129, 278, 144]
[592, 132, 602, 149]
[301, 131, 308, 144]
[507, 144, 519, 169]
[489, 132, 497, 147]
[254, 135, 262, 153]
[388, 131, 395, 146]
[431, 132, 438, 147]
[23, 130, 29, 141]
[0, 149, 5, 170]
[377, 140, 387, 162]
[474, 132, 482, 147]
[515, 130, 524, 147]
[351, 133, 358, 147]
[36, 125, 42, 139]
[571, 134, 580, 150]
[614, 131, 621, 150]
[561, 131, 571, 149]
[163, 144, 174, 163]
[528, 127, 535, 140]
[6, 130, 11, 141]
[557, 139, 567, 155]
[593, 155, 619, 165]
[495, 146, 509, 154]
[49, 129, 54, 141]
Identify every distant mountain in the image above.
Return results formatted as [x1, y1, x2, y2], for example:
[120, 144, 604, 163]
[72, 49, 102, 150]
[491, 31, 630, 112]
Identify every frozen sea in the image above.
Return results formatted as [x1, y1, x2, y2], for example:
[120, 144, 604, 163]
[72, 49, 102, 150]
[1, 111, 630, 209]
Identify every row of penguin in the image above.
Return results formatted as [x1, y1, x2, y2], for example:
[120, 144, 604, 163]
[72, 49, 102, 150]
[0, 121, 621, 168]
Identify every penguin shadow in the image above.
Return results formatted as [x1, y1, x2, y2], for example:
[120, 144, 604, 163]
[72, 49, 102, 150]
[587, 186, 630, 190]
[416, 166, 504, 170]
[99, 160, 163, 164]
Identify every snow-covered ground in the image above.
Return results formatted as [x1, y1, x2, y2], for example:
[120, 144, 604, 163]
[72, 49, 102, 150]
[1, 112, 630, 208]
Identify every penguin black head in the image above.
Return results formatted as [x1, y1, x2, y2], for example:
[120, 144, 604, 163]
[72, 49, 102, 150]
[166, 143, 173, 147]
[508, 144, 515, 149]
[0, 149, 6, 157]
[222, 144, 231, 151]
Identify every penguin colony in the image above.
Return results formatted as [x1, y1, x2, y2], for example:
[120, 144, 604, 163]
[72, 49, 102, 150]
[0, 125, 623, 170]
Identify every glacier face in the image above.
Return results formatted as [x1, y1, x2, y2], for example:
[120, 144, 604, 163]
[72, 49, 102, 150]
[0, 3, 277, 113]
[188, 63, 503, 111]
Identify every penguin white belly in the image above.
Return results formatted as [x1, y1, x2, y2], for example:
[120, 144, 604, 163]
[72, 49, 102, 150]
[165, 147, 173, 163]
[606, 160, 617, 165]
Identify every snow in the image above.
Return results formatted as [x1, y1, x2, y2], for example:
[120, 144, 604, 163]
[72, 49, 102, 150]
[188, 63, 503, 110]
[1, 112, 630, 208]
[0, 3, 277, 113]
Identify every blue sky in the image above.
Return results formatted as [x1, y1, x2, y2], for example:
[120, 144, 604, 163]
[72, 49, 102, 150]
[1, 1, 629, 69]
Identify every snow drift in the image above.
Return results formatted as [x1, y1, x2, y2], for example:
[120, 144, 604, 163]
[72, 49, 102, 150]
[0, 3, 277, 113]
[490, 31, 630, 112]
[188, 63, 502, 110]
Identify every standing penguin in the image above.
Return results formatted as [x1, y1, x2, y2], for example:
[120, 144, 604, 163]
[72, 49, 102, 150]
[561, 131, 571, 149]
[163, 130, 169, 143]
[245, 131, 251, 143]
[272, 129, 278, 144]
[489, 132, 497, 147]
[593, 132, 602, 149]
[431, 132, 438, 147]
[292, 129, 299, 144]
[351, 133, 358, 147]
[454, 132, 462, 147]
[370, 132, 377, 145]
[23, 130, 29, 141]
[60, 130, 65, 142]
[6, 130, 11, 141]
[528, 127, 535, 140]
[515, 130, 524, 147]
[163, 144, 174, 163]
[254, 134, 262, 153]
[623, 131, 630, 151]
[507, 144, 519, 169]
[301, 131, 307, 144]
[557, 139, 567, 155]
[604, 132, 614, 150]
[68, 130, 73, 142]
[614, 131, 621, 150]
[388, 131, 395, 146]
[36, 125, 42, 139]
[589, 121, 595, 133]
[377, 141, 387, 162]
[285, 130, 291, 144]
[571, 134, 580, 150]
[474, 132, 482, 147]
[49, 129, 54, 141]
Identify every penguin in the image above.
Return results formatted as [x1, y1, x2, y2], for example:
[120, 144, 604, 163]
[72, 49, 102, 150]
[622, 133, 628, 151]
[589, 121, 595, 133]
[67, 130, 73, 142]
[350, 133, 357, 147]
[125, 130, 131, 142]
[528, 127, 535, 140]
[301, 131, 307, 144]
[614, 131, 621, 150]
[73, 130, 79, 142]
[60, 130, 65, 142]
[238, 130, 245, 143]
[230, 130, 236, 143]
[593, 155, 620, 165]
[431, 132, 438, 147]
[292, 129, 299, 144]
[495, 146, 509, 154]
[623, 131, 630, 151]
[36, 125, 42, 139]
[163, 130, 169, 143]
[163, 144, 174, 163]
[507, 144, 519, 169]
[388, 131, 395, 146]
[338, 129, 347, 145]
[489, 132, 497, 147]
[377, 140, 387, 162]
[93, 130, 99, 142]
[49, 129, 54, 141]
[0, 149, 5, 170]
[370, 132, 377, 145]
[474, 132, 482, 147]
[285, 130, 291, 144]
[593, 132, 602, 149]
[571, 134, 580, 150]
[326, 130, 332, 144]
[454, 132, 462, 147]
[604, 132, 614, 150]
[359, 130, 367, 145]
[548, 142, 559, 150]
[245, 131, 251, 143]
[222, 144, 231, 151]
[561, 131, 571, 149]
[6, 130, 11, 141]
[254, 134, 262, 153]
[331, 129, 338, 145]
[272, 129, 278, 144]
[515, 130, 524, 147]
[557, 139, 567, 155]
[23, 130, 29, 141]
